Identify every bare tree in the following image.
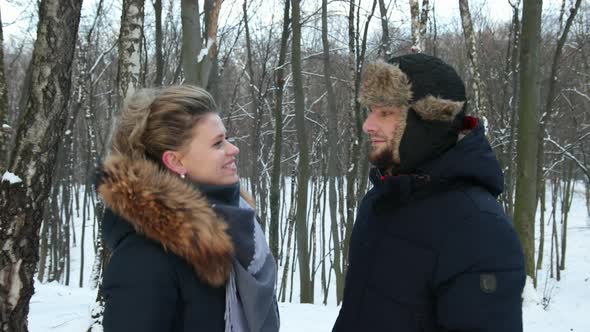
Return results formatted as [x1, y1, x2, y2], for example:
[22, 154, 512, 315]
[0, 8, 9, 173]
[0, 0, 83, 330]
[181, 0, 222, 88]
[291, 0, 312, 303]
[536, 0, 582, 276]
[378, 0, 391, 58]
[154, 0, 164, 86]
[242, 0, 263, 211]
[269, 0, 291, 262]
[322, 0, 344, 304]
[503, 0, 521, 218]
[513, 0, 543, 286]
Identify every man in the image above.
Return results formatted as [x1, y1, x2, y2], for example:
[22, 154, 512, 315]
[332, 53, 526, 332]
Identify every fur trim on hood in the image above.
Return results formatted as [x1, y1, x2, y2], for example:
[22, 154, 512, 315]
[359, 60, 464, 122]
[359, 60, 413, 108]
[96, 154, 234, 287]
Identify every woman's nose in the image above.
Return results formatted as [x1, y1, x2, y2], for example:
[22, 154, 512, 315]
[227, 142, 240, 155]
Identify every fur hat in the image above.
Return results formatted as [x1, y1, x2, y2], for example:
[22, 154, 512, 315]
[360, 53, 473, 173]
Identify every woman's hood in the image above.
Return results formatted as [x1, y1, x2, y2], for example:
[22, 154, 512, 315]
[96, 154, 234, 287]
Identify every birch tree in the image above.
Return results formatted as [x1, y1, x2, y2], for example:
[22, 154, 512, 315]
[409, 0, 429, 53]
[459, 0, 487, 117]
[0, 0, 83, 330]
[118, 0, 145, 106]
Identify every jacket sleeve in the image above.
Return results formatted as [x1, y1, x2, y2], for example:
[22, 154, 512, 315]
[433, 213, 526, 332]
[102, 237, 179, 332]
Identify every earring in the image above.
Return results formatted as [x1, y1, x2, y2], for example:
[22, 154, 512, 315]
[180, 173, 186, 179]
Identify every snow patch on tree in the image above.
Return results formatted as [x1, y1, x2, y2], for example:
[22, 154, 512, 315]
[197, 38, 214, 63]
[2, 171, 22, 184]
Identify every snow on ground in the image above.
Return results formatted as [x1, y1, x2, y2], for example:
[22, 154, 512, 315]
[28, 183, 590, 331]
[29, 282, 95, 332]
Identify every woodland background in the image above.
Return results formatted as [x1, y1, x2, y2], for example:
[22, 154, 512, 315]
[0, 0, 589, 331]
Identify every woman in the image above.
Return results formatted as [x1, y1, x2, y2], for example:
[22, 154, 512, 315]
[96, 85, 279, 332]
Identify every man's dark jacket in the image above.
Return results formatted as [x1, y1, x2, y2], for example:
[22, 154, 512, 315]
[333, 125, 526, 332]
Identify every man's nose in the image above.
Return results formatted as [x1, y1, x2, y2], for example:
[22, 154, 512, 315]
[362, 112, 377, 134]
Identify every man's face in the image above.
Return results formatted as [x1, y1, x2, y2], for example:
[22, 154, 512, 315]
[362, 105, 406, 170]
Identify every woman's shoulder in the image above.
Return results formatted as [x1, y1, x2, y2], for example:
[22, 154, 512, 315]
[104, 228, 180, 286]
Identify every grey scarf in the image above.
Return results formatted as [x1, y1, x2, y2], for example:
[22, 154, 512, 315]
[212, 197, 279, 332]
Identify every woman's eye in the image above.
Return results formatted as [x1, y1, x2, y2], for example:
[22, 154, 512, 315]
[214, 140, 223, 147]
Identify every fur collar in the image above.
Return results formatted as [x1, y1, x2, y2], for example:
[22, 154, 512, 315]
[96, 154, 233, 287]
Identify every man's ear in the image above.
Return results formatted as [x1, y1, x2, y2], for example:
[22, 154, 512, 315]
[161, 150, 186, 175]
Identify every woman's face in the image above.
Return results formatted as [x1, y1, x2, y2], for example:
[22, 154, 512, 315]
[177, 113, 240, 186]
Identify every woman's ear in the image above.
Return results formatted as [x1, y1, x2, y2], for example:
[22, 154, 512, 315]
[161, 150, 186, 176]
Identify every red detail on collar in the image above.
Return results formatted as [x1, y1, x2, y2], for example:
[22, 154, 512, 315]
[463, 116, 478, 130]
[380, 176, 386, 182]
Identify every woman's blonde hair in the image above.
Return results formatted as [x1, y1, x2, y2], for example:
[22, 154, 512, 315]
[111, 85, 217, 164]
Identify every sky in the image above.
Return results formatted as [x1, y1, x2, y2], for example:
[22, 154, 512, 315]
[0, 0, 568, 44]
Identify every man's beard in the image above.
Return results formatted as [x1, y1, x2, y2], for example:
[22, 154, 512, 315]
[368, 141, 396, 170]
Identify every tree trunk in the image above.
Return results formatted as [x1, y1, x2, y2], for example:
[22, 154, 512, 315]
[243, 0, 262, 212]
[378, 0, 390, 58]
[118, 0, 144, 107]
[0, 0, 82, 330]
[504, 1, 521, 218]
[202, 0, 222, 93]
[181, 0, 202, 85]
[0, 8, 9, 173]
[269, 0, 290, 263]
[459, 0, 487, 117]
[181, 0, 221, 88]
[154, 0, 164, 86]
[536, 177, 545, 270]
[560, 161, 574, 270]
[409, 0, 428, 53]
[322, 0, 344, 304]
[513, 0, 542, 284]
[409, 0, 420, 52]
[291, 0, 312, 303]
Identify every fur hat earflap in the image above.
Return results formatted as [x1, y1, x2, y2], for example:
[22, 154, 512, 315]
[96, 154, 234, 286]
[413, 96, 465, 122]
[359, 60, 413, 108]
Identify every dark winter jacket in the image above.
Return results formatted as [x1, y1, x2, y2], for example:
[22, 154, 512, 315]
[333, 124, 526, 332]
[97, 155, 235, 332]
